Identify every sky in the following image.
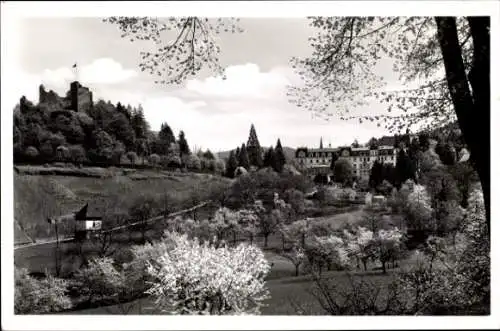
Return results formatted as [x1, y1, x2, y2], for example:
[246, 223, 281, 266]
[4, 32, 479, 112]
[9, 17, 411, 152]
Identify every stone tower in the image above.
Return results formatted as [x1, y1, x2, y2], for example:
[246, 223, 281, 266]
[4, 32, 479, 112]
[69, 81, 93, 112]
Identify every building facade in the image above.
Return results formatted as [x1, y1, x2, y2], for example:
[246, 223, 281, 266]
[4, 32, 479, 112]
[295, 139, 398, 180]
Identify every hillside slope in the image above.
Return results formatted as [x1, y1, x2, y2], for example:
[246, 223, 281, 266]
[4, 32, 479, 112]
[14, 169, 232, 241]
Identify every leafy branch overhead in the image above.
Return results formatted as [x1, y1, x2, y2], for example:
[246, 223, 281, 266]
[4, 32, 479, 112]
[288, 17, 473, 132]
[104, 17, 244, 85]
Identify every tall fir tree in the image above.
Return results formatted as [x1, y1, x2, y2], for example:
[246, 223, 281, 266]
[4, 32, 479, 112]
[246, 124, 263, 168]
[159, 123, 176, 145]
[369, 160, 384, 188]
[130, 105, 149, 139]
[395, 148, 415, 186]
[178, 130, 190, 158]
[273, 139, 286, 173]
[225, 150, 238, 178]
[238, 143, 250, 170]
[263, 146, 276, 168]
[235, 147, 241, 163]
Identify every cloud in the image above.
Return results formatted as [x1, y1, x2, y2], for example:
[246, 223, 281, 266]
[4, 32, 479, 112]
[185, 63, 290, 99]
[39, 58, 137, 91]
[79, 58, 138, 84]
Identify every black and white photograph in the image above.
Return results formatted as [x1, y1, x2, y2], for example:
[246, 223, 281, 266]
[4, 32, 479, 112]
[1, 1, 498, 330]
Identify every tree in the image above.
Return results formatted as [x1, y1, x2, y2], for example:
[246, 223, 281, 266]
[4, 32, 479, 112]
[68, 144, 87, 164]
[130, 105, 149, 139]
[24, 146, 39, 161]
[89, 129, 114, 163]
[343, 227, 376, 271]
[74, 257, 125, 305]
[15, 268, 72, 314]
[369, 160, 384, 188]
[225, 150, 238, 178]
[148, 153, 161, 168]
[351, 139, 360, 148]
[333, 158, 353, 185]
[329, 152, 339, 170]
[129, 195, 158, 243]
[145, 232, 271, 315]
[405, 184, 434, 244]
[105, 112, 136, 150]
[238, 143, 250, 170]
[263, 146, 276, 168]
[273, 139, 286, 173]
[202, 149, 215, 160]
[287, 17, 489, 233]
[158, 122, 176, 153]
[126, 151, 138, 165]
[246, 124, 263, 168]
[177, 130, 190, 159]
[435, 141, 457, 165]
[184, 153, 202, 171]
[373, 228, 404, 274]
[395, 149, 415, 186]
[281, 245, 306, 277]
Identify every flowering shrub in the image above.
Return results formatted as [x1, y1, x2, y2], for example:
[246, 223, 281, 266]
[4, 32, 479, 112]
[146, 232, 271, 315]
[15, 268, 72, 314]
[74, 257, 126, 304]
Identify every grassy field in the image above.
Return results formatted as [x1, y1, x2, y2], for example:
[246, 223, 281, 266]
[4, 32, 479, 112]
[14, 167, 232, 242]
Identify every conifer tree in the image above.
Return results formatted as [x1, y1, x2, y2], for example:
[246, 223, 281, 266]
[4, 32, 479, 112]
[225, 150, 238, 178]
[159, 123, 176, 146]
[246, 124, 263, 168]
[130, 105, 149, 139]
[178, 130, 190, 158]
[395, 148, 415, 186]
[273, 139, 286, 173]
[238, 143, 250, 170]
[263, 146, 276, 168]
[235, 147, 241, 164]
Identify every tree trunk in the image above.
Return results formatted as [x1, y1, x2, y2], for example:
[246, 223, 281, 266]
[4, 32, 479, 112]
[362, 259, 367, 272]
[55, 223, 60, 277]
[435, 17, 490, 235]
[249, 233, 254, 245]
[264, 234, 269, 248]
[381, 261, 386, 274]
[295, 264, 300, 277]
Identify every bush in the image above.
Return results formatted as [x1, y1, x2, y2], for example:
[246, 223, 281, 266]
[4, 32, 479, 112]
[73, 257, 125, 305]
[24, 146, 39, 160]
[283, 189, 306, 215]
[15, 268, 72, 314]
[69, 144, 87, 163]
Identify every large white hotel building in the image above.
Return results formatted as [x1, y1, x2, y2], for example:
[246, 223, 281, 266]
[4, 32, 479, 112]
[295, 138, 400, 180]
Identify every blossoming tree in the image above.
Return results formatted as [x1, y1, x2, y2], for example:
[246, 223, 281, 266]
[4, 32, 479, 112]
[145, 232, 271, 315]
